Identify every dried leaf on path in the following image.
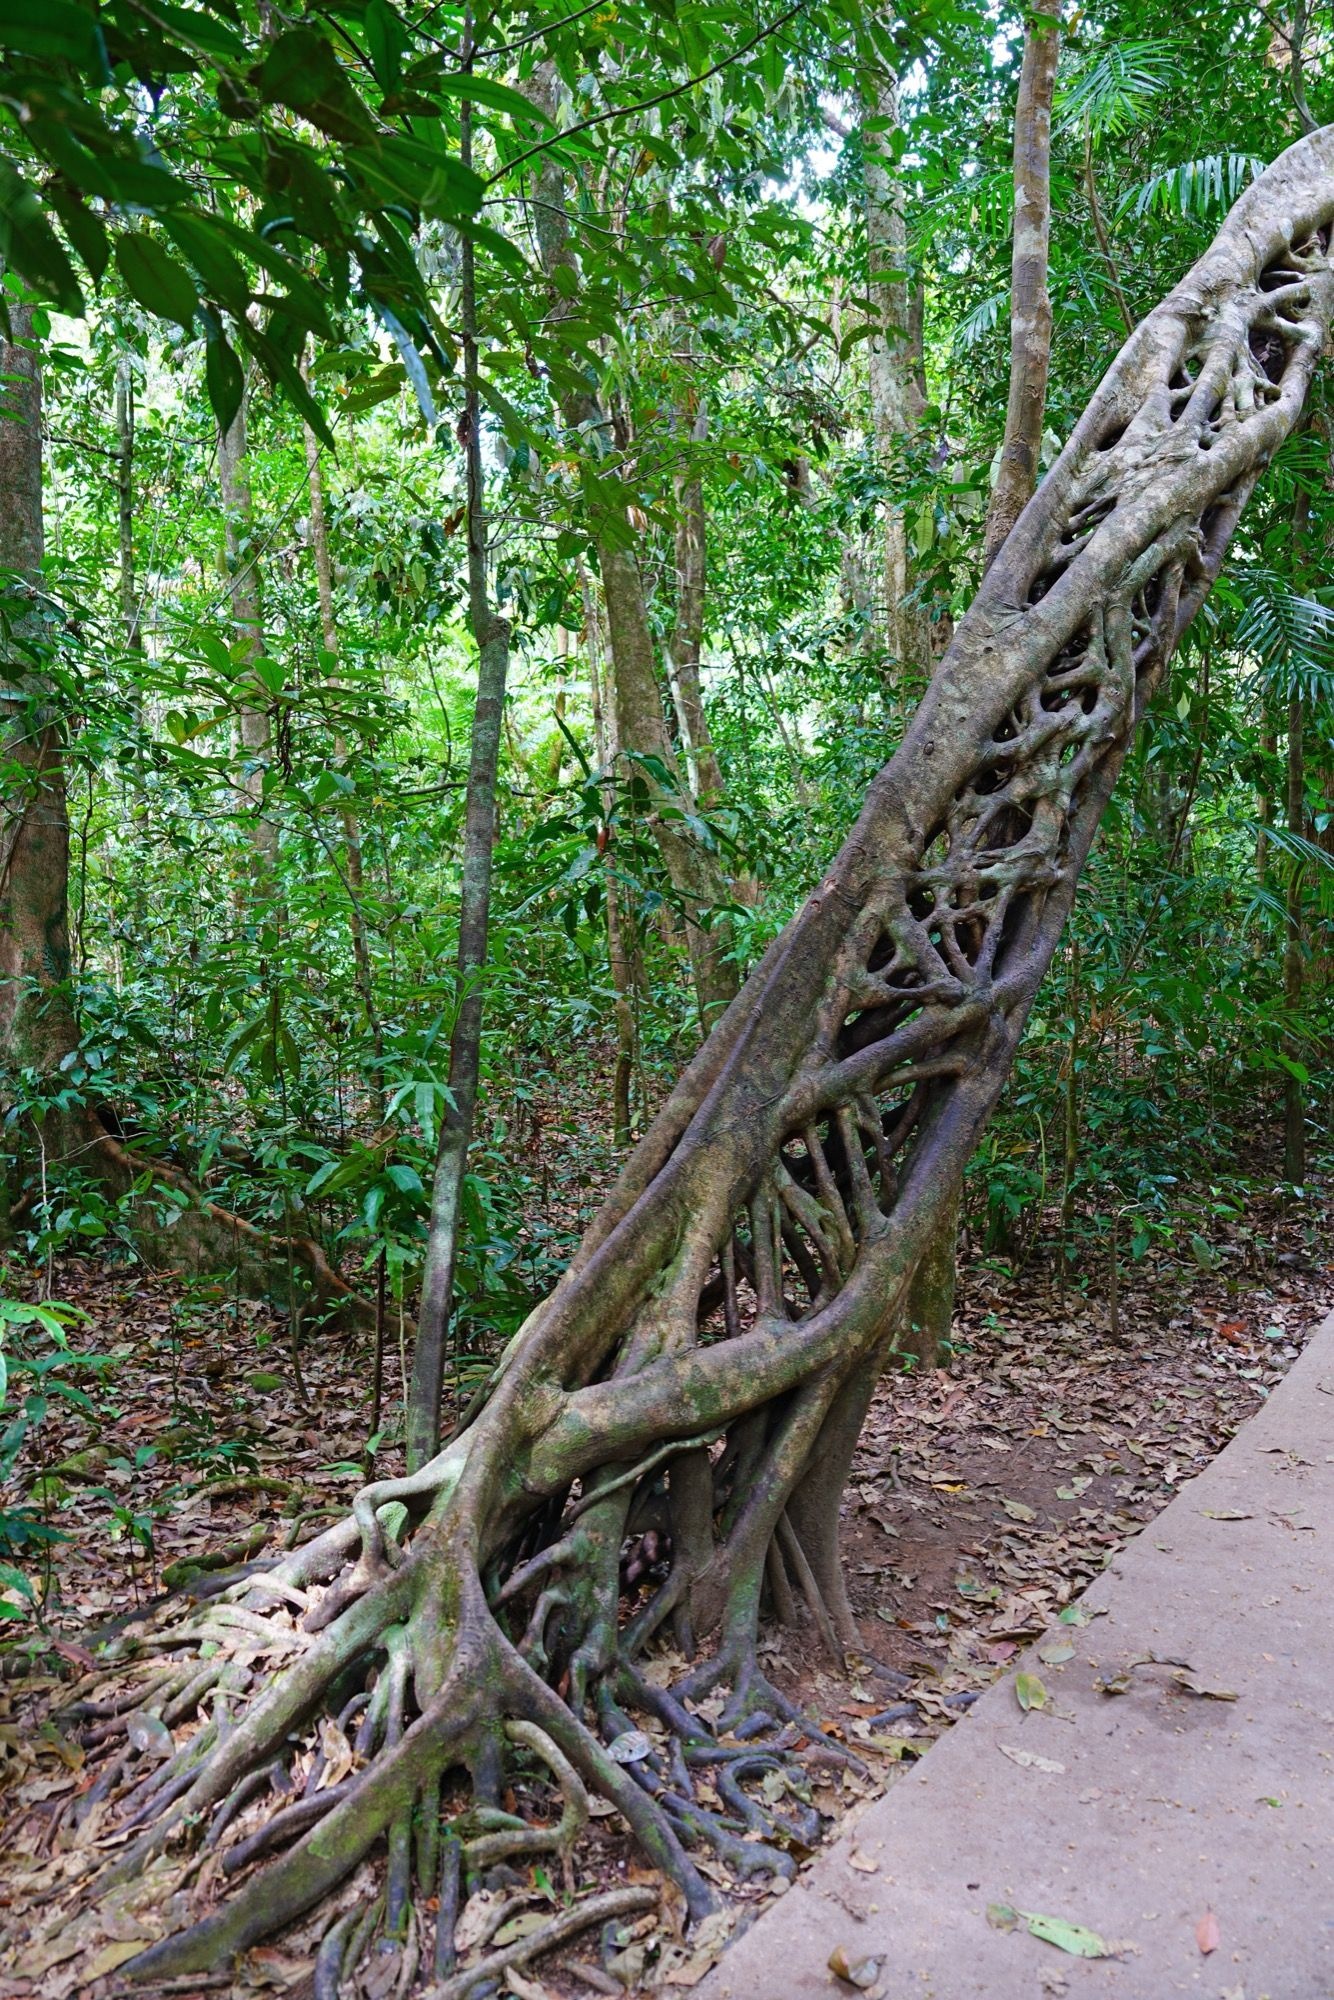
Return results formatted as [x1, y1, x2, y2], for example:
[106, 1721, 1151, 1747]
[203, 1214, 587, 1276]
[828, 1944, 882, 1988]
[998, 1743, 1065, 1773]
[1172, 1671, 1238, 1701]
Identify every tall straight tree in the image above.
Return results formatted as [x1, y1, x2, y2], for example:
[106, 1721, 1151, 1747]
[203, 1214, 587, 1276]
[983, 0, 1061, 569]
[113, 352, 141, 653]
[0, 307, 79, 1135]
[406, 89, 513, 1471]
[666, 396, 725, 810]
[528, 62, 736, 1025]
[217, 391, 277, 871]
[860, 53, 931, 681]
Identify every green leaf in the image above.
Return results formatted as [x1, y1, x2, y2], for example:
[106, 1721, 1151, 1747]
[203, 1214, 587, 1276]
[236, 318, 334, 447]
[434, 74, 554, 128]
[46, 181, 109, 285]
[252, 655, 286, 697]
[363, 0, 407, 91]
[1021, 1912, 1121, 1958]
[163, 213, 252, 315]
[1014, 1671, 1048, 1712]
[0, 0, 100, 61]
[345, 136, 484, 222]
[203, 325, 244, 436]
[114, 234, 197, 327]
[0, 163, 84, 313]
[256, 27, 375, 143]
[128, 0, 247, 62]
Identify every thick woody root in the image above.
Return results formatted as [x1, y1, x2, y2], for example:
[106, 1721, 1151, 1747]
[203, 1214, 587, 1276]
[20, 1414, 855, 1993]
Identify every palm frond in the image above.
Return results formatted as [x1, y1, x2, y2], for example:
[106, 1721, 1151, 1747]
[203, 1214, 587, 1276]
[1119, 153, 1263, 223]
[1056, 38, 1177, 140]
[952, 288, 1007, 350]
[1225, 568, 1334, 702]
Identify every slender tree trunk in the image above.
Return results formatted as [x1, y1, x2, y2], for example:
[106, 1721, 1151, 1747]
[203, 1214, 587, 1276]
[1084, 128, 1136, 337]
[527, 62, 735, 1027]
[1257, 703, 1276, 885]
[983, 0, 1061, 568]
[217, 395, 277, 869]
[666, 400, 725, 809]
[113, 353, 141, 653]
[302, 403, 383, 1121]
[597, 540, 735, 1020]
[1283, 688, 1306, 1179]
[900, 1179, 958, 1367]
[0, 309, 79, 1103]
[861, 63, 931, 681]
[585, 567, 638, 1146]
[406, 89, 513, 1471]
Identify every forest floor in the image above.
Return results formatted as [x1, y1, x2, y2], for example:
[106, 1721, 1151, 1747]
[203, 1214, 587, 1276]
[1, 1157, 1330, 1997]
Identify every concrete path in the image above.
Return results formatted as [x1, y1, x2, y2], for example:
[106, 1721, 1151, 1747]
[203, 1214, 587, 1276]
[696, 1309, 1334, 2000]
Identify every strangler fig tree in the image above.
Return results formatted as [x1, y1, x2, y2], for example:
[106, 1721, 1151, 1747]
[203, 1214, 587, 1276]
[29, 124, 1334, 1994]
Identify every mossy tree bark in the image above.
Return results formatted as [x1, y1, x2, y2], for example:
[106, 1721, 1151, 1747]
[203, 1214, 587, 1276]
[665, 395, 725, 812]
[861, 58, 932, 683]
[0, 306, 79, 1120]
[48, 128, 1334, 1989]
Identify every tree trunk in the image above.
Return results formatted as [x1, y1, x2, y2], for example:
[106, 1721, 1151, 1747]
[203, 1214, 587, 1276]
[983, 0, 1060, 569]
[861, 63, 930, 681]
[1283, 688, 1306, 1180]
[65, 127, 1334, 1989]
[598, 538, 736, 1021]
[901, 1177, 959, 1367]
[302, 399, 383, 1121]
[1257, 701, 1276, 885]
[527, 62, 736, 1028]
[666, 400, 725, 810]
[0, 307, 80, 1113]
[217, 394, 278, 870]
[586, 566, 639, 1146]
[406, 92, 513, 1471]
[113, 352, 141, 653]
